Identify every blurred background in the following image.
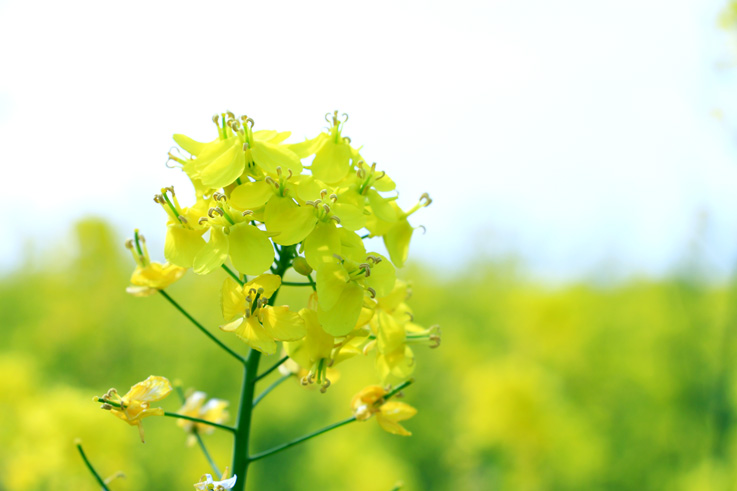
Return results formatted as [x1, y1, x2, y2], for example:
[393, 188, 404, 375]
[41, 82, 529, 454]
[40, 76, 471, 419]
[3, 0, 737, 489]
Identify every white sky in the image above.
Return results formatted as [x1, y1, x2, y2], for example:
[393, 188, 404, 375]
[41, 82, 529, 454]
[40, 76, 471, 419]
[1, 0, 737, 282]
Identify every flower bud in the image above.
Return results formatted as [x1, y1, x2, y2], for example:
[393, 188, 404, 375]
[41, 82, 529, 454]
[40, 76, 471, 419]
[292, 257, 313, 276]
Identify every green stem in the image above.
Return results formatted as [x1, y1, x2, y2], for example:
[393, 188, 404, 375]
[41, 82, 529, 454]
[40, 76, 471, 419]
[255, 355, 289, 382]
[231, 349, 260, 489]
[194, 430, 222, 479]
[385, 379, 413, 400]
[306, 274, 316, 291]
[222, 264, 245, 286]
[159, 290, 245, 364]
[249, 416, 357, 462]
[231, 245, 293, 491]
[281, 281, 313, 287]
[253, 374, 290, 408]
[96, 398, 236, 433]
[76, 441, 110, 491]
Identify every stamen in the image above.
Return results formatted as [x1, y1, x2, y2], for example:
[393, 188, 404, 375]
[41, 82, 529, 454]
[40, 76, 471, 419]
[198, 217, 209, 225]
[320, 189, 328, 199]
[329, 194, 338, 202]
[242, 210, 254, 216]
[153, 194, 165, 204]
[124, 239, 134, 250]
[100, 403, 113, 410]
[419, 193, 432, 207]
[178, 215, 188, 224]
[330, 215, 341, 224]
[276, 167, 282, 177]
[208, 207, 223, 218]
[367, 287, 376, 299]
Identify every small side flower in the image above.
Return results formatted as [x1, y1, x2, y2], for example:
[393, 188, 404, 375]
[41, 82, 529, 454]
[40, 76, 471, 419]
[97, 375, 173, 442]
[350, 385, 417, 436]
[125, 230, 185, 296]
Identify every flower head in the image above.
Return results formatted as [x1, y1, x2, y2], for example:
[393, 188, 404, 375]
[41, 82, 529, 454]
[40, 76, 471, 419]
[98, 375, 172, 442]
[177, 391, 229, 445]
[219, 275, 306, 354]
[125, 230, 185, 296]
[350, 385, 417, 436]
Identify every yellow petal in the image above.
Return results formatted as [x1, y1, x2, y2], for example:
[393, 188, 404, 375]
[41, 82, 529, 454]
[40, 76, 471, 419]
[377, 401, 416, 436]
[318, 282, 364, 336]
[316, 262, 350, 311]
[365, 253, 396, 297]
[375, 310, 405, 353]
[304, 222, 341, 269]
[228, 222, 275, 275]
[123, 375, 173, 404]
[265, 197, 317, 246]
[193, 227, 229, 275]
[331, 202, 366, 231]
[250, 140, 302, 175]
[221, 277, 245, 321]
[173, 133, 207, 156]
[244, 274, 282, 298]
[164, 226, 206, 268]
[198, 141, 246, 189]
[311, 139, 352, 183]
[367, 189, 398, 222]
[288, 133, 327, 158]
[230, 180, 273, 211]
[261, 305, 306, 341]
[384, 218, 413, 268]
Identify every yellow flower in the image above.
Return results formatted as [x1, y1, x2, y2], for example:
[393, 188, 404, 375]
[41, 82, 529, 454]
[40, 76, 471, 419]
[125, 230, 185, 296]
[174, 112, 301, 189]
[350, 385, 417, 436]
[189, 193, 274, 276]
[289, 111, 358, 184]
[98, 375, 172, 442]
[176, 391, 229, 445]
[315, 253, 395, 336]
[363, 281, 440, 384]
[219, 275, 306, 354]
[154, 187, 209, 269]
[365, 193, 432, 268]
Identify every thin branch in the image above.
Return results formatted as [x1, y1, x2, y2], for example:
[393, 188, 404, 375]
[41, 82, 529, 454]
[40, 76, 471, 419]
[96, 398, 237, 433]
[280, 281, 313, 287]
[159, 290, 245, 364]
[253, 374, 291, 408]
[76, 441, 110, 491]
[255, 355, 289, 382]
[194, 430, 222, 479]
[249, 416, 357, 462]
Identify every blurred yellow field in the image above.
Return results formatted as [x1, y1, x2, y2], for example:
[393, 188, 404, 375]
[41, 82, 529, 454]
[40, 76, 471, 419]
[1, 219, 733, 490]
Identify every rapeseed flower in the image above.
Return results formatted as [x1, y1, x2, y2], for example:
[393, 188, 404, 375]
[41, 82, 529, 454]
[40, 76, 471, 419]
[220, 275, 305, 354]
[98, 375, 173, 442]
[125, 230, 185, 296]
[176, 391, 229, 445]
[350, 385, 417, 436]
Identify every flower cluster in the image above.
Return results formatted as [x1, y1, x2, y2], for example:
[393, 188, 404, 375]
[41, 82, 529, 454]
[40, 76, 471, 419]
[93, 111, 440, 489]
[154, 110, 438, 387]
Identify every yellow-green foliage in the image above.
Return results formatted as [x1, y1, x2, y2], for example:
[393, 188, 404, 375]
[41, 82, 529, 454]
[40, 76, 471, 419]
[1, 219, 735, 490]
